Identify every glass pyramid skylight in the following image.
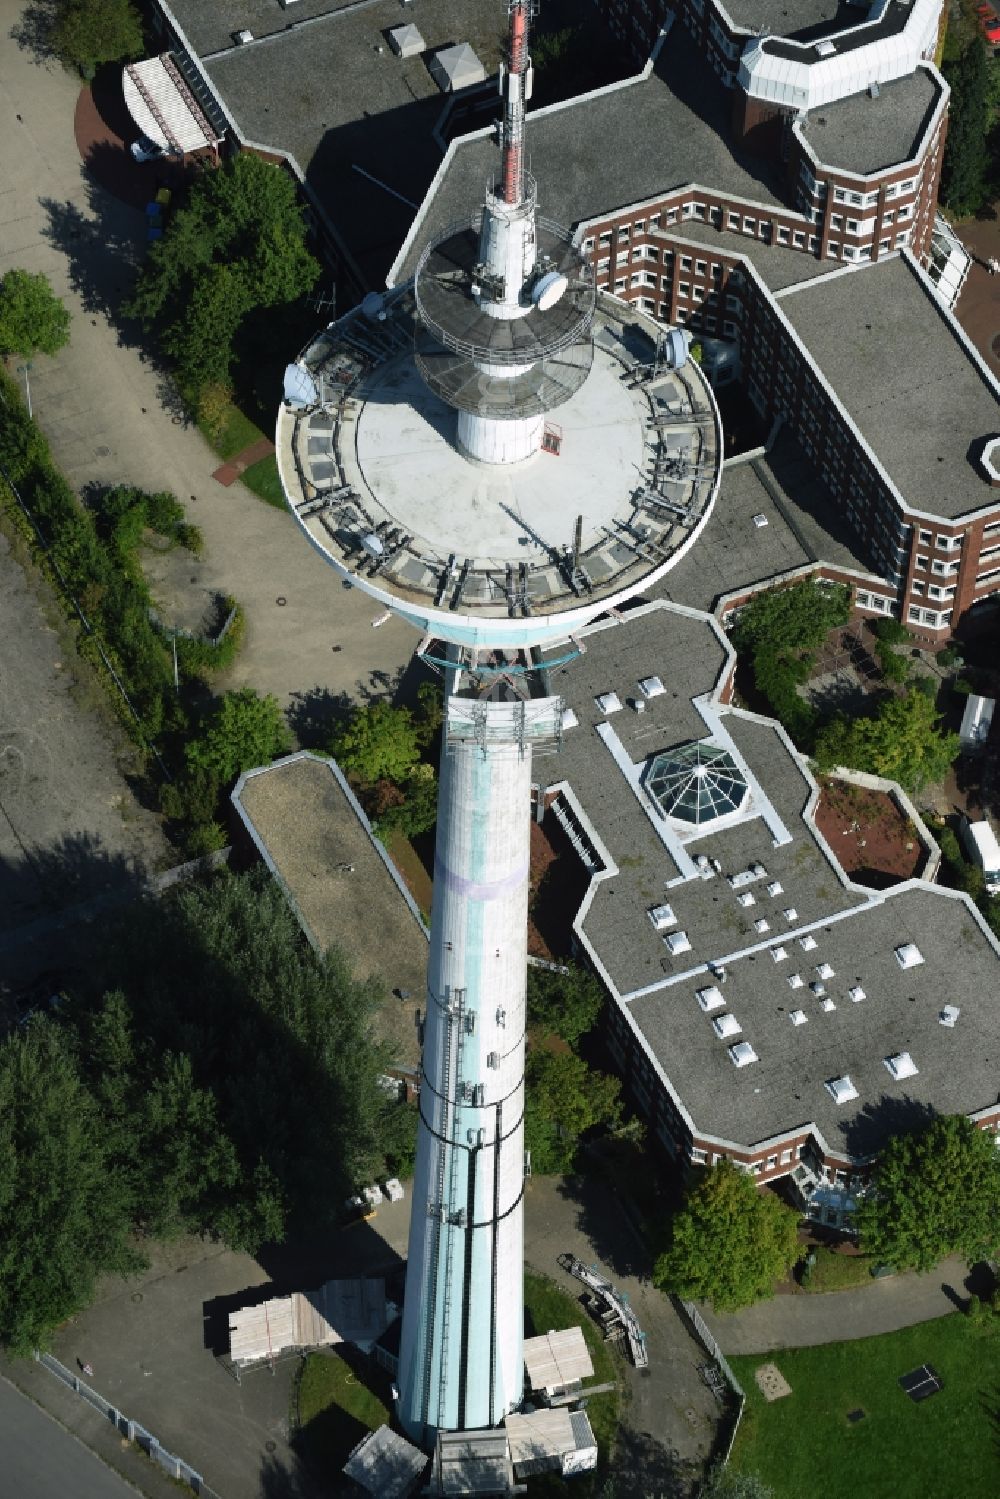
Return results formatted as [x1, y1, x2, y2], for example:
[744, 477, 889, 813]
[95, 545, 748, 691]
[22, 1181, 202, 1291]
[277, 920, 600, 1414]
[647, 742, 748, 826]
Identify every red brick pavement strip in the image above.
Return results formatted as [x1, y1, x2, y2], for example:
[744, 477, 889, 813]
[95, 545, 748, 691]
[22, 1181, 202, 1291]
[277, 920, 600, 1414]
[211, 436, 276, 487]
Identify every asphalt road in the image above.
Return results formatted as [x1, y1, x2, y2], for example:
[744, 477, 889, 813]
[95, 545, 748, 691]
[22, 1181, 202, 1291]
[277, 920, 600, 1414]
[0, 1377, 137, 1499]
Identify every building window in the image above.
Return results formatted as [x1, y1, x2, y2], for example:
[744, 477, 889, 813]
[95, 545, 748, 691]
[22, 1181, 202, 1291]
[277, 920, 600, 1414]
[743, 217, 756, 234]
[680, 256, 692, 270]
[777, 226, 789, 243]
[598, 231, 612, 247]
[727, 211, 740, 229]
[827, 241, 840, 258]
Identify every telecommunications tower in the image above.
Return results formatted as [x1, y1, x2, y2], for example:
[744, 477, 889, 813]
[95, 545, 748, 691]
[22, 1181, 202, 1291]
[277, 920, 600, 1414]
[277, 0, 723, 1460]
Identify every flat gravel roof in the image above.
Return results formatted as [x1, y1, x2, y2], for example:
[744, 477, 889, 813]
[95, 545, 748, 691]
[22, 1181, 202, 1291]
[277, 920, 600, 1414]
[779, 255, 1000, 521]
[799, 68, 942, 176]
[233, 755, 426, 1069]
[629, 885, 1000, 1158]
[723, 0, 851, 38]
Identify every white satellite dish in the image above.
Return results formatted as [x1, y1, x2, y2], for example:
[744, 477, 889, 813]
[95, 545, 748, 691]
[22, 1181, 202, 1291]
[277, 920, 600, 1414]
[283, 362, 318, 408]
[532, 270, 568, 311]
[361, 533, 385, 557]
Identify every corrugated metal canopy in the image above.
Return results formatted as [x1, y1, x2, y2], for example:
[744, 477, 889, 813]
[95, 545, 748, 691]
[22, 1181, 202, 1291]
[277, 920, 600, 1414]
[123, 53, 221, 154]
[523, 1326, 594, 1391]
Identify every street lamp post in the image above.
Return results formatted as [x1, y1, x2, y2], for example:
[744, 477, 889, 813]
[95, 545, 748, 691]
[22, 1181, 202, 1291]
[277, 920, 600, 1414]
[15, 362, 32, 419]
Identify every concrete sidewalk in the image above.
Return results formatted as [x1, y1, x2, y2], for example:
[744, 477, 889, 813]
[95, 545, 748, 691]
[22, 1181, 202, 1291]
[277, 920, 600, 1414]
[702, 1256, 971, 1355]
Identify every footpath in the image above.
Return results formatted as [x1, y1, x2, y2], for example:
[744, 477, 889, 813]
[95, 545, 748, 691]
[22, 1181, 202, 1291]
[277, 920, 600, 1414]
[703, 1254, 971, 1355]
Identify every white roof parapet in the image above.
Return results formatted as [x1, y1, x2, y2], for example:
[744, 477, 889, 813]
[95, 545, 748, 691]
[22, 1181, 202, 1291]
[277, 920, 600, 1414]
[738, 0, 941, 113]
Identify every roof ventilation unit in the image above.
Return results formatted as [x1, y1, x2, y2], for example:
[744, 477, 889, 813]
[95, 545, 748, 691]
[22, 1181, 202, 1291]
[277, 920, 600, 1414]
[661, 328, 691, 369]
[728, 1041, 758, 1069]
[894, 943, 924, 970]
[789, 1009, 808, 1026]
[767, 880, 783, 897]
[825, 1074, 859, 1105]
[783, 906, 798, 921]
[712, 1012, 742, 1039]
[648, 903, 676, 931]
[737, 891, 756, 908]
[939, 1005, 960, 1027]
[639, 675, 665, 699]
[595, 691, 622, 715]
[234, 29, 254, 45]
[729, 869, 756, 889]
[787, 972, 804, 989]
[629, 696, 646, 714]
[751, 863, 768, 879]
[754, 918, 770, 934]
[771, 945, 788, 962]
[664, 930, 692, 956]
[799, 934, 817, 952]
[814, 39, 837, 57]
[561, 707, 579, 730]
[884, 1051, 918, 1081]
[869, 79, 880, 99]
[696, 984, 726, 1012]
[849, 985, 866, 1003]
[752, 513, 769, 529]
[816, 962, 835, 980]
[809, 982, 826, 997]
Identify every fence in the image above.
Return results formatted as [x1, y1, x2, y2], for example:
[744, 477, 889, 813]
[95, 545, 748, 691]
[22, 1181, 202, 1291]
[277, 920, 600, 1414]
[34, 1352, 223, 1498]
[674, 1299, 746, 1466]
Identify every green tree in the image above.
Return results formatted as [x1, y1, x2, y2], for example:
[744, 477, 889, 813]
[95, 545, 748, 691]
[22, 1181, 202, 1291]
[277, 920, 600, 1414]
[527, 962, 604, 1046]
[52, 0, 144, 74]
[525, 1048, 621, 1174]
[372, 762, 439, 838]
[0, 269, 70, 358]
[186, 687, 291, 785]
[127, 153, 319, 397]
[731, 580, 850, 749]
[0, 1020, 136, 1352]
[941, 38, 992, 216]
[653, 1159, 800, 1313]
[814, 689, 959, 792]
[331, 699, 422, 786]
[856, 1114, 1000, 1272]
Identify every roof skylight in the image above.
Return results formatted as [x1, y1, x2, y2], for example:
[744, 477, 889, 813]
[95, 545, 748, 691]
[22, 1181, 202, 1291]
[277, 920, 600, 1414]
[647, 742, 749, 826]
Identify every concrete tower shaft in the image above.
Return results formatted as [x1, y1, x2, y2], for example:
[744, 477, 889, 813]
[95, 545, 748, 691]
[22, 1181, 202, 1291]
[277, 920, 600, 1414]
[397, 690, 561, 1443]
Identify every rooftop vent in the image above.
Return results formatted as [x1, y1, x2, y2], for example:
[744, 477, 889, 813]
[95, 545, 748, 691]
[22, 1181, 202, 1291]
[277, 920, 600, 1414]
[939, 1005, 960, 1027]
[816, 962, 835, 980]
[751, 863, 767, 879]
[648, 903, 676, 931]
[767, 880, 783, 897]
[825, 1074, 859, 1105]
[894, 943, 924, 970]
[820, 997, 837, 1012]
[752, 513, 769, 529]
[737, 892, 756, 908]
[639, 675, 665, 699]
[784, 907, 798, 922]
[712, 1012, 742, 1039]
[729, 869, 756, 889]
[849, 985, 866, 1004]
[754, 918, 770, 934]
[809, 982, 826, 997]
[788, 972, 804, 989]
[561, 707, 579, 731]
[665, 930, 692, 956]
[729, 1041, 758, 1069]
[800, 934, 817, 952]
[772, 946, 788, 962]
[696, 984, 725, 1012]
[789, 1009, 808, 1027]
[814, 39, 837, 57]
[595, 691, 622, 715]
[696, 854, 713, 877]
[884, 1051, 918, 1081]
[629, 696, 646, 715]
[234, 29, 254, 46]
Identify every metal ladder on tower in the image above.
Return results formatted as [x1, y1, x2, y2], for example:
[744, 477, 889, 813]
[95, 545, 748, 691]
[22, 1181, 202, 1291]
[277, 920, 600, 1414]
[419, 990, 453, 1432]
[435, 987, 466, 1427]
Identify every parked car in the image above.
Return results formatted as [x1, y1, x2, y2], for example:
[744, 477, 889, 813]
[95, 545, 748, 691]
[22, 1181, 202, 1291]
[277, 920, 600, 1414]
[130, 134, 165, 163]
[978, 9, 1000, 44]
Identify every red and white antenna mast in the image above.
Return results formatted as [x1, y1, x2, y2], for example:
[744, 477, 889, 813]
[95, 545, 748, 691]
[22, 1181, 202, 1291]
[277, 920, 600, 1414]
[500, 0, 535, 206]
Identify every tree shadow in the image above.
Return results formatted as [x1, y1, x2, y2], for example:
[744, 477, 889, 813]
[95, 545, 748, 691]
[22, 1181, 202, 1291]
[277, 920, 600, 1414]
[8, 0, 59, 63]
[0, 827, 149, 942]
[553, 1172, 655, 1283]
[609, 1425, 695, 1498]
[840, 1093, 938, 1158]
[258, 1451, 330, 1499]
[39, 187, 148, 342]
[287, 686, 355, 751]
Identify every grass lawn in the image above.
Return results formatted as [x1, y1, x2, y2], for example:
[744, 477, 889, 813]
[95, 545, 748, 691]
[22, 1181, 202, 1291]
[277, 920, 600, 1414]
[799, 1246, 875, 1294]
[729, 1313, 1000, 1499]
[523, 1271, 623, 1495]
[196, 401, 264, 461]
[294, 1350, 390, 1473]
[240, 452, 285, 509]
